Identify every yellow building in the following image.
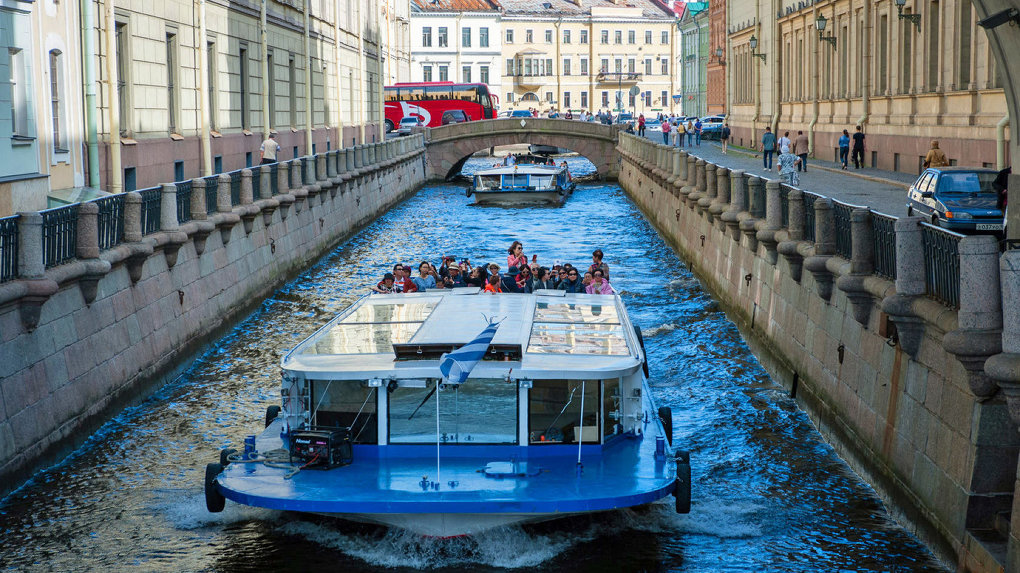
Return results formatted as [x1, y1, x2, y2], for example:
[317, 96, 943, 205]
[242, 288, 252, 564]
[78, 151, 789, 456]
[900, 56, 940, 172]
[725, 0, 1007, 174]
[499, 0, 677, 116]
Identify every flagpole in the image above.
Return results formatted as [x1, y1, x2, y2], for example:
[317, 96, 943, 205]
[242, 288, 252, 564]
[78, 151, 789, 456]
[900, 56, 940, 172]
[436, 380, 441, 488]
[577, 381, 585, 476]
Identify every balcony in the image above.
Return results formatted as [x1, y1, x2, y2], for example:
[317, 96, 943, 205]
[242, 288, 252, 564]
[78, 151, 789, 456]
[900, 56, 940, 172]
[596, 72, 642, 84]
[513, 74, 547, 89]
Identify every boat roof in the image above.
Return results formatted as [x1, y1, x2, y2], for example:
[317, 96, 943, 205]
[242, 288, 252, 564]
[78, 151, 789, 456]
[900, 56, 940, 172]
[282, 291, 643, 380]
[474, 165, 565, 176]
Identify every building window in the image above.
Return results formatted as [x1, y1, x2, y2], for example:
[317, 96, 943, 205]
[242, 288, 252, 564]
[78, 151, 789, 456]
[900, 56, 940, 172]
[580, 58, 588, 76]
[628, 30, 635, 44]
[288, 54, 297, 128]
[526, 29, 533, 43]
[164, 33, 179, 134]
[239, 45, 249, 129]
[507, 92, 513, 103]
[480, 65, 489, 84]
[580, 91, 588, 108]
[927, 0, 940, 91]
[645, 30, 652, 44]
[628, 58, 635, 73]
[506, 29, 513, 43]
[645, 91, 651, 106]
[661, 31, 668, 44]
[462, 65, 471, 83]
[661, 59, 668, 75]
[545, 58, 553, 76]
[601, 30, 608, 44]
[545, 91, 553, 103]
[267, 51, 275, 128]
[878, 14, 889, 93]
[506, 58, 514, 75]
[580, 30, 588, 44]
[423, 65, 432, 82]
[900, 17, 913, 94]
[208, 42, 218, 131]
[545, 30, 553, 43]
[563, 58, 571, 75]
[8, 48, 27, 137]
[601, 91, 608, 107]
[563, 30, 571, 44]
[644, 58, 652, 75]
[422, 27, 432, 47]
[614, 58, 622, 73]
[439, 65, 448, 82]
[660, 90, 666, 106]
[115, 21, 130, 135]
[438, 27, 448, 47]
[614, 30, 622, 44]
[49, 50, 65, 151]
[564, 91, 571, 107]
[628, 93, 635, 107]
[600, 58, 608, 73]
[462, 27, 471, 48]
[480, 27, 489, 47]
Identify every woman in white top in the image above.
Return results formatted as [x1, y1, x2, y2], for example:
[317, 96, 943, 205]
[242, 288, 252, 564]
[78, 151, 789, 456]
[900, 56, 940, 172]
[778, 131, 792, 154]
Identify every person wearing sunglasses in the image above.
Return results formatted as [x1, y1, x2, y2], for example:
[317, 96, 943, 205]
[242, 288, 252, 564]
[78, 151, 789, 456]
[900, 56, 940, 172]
[557, 268, 585, 293]
[585, 269, 614, 294]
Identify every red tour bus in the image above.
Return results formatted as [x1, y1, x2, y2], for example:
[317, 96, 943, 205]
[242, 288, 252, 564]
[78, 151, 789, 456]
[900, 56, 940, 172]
[384, 82, 497, 131]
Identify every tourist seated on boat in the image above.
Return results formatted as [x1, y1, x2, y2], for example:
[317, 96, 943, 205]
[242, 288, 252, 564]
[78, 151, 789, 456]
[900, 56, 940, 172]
[484, 274, 502, 294]
[589, 249, 610, 280]
[443, 265, 466, 288]
[555, 266, 569, 287]
[531, 267, 555, 290]
[586, 269, 614, 294]
[372, 272, 396, 294]
[467, 266, 487, 287]
[507, 241, 527, 271]
[515, 265, 533, 293]
[413, 261, 437, 291]
[393, 265, 418, 293]
[582, 271, 594, 289]
[557, 268, 585, 293]
[500, 266, 523, 293]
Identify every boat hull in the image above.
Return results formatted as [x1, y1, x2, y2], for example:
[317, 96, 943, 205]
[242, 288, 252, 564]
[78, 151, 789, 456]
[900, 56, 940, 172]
[473, 189, 568, 205]
[314, 511, 584, 537]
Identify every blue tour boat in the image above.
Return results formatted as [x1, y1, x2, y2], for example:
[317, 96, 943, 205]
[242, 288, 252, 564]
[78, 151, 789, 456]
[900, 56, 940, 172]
[468, 164, 576, 206]
[204, 289, 690, 537]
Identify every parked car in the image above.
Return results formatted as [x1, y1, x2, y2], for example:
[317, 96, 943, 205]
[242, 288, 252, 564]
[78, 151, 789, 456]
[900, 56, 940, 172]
[509, 110, 534, 118]
[396, 116, 423, 135]
[441, 110, 470, 125]
[906, 167, 1005, 233]
[699, 115, 727, 139]
[614, 113, 634, 126]
[644, 120, 663, 133]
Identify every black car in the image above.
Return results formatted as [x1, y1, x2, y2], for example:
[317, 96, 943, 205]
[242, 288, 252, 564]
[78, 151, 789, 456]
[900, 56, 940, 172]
[442, 110, 470, 125]
[906, 167, 1005, 233]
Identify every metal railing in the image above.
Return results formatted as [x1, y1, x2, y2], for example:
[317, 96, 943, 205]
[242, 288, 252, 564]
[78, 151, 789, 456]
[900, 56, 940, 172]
[176, 180, 193, 224]
[230, 171, 242, 205]
[250, 168, 260, 199]
[0, 215, 18, 282]
[41, 204, 79, 268]
[749, 179, 766, 219]
[779, 184, 790, 228]
[91, 194, 125, 249]
[803, 192, 820, 242]
[921, 223, 963, 308]
[872, 212, 897, 280]
[832, 201, 854, 259]
[204, 175, 220, 214]
[270, 163, 279, 195]
[138, 186, 161, 235]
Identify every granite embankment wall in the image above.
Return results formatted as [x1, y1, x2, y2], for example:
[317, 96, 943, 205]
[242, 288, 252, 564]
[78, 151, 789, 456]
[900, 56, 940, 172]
[0, 136, 426, 497]
[616, 132, 1020, 572]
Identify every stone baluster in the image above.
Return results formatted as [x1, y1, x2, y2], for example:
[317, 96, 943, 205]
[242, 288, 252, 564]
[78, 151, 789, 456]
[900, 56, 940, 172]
[778, 189, 806, 282]
[742, 176, 765, 251]
[317, 153, 333, 198]
[189, 178, 214, 254]
[354, 145, 364, 170]
[880, 217, 927, 357]
[258, 165, 280, 225]
[756, 180, 783, 265]
[160, 182, 188, 265]
[666, 148, 681, 190]
[275, 161, 294, 220]
[14, 212, 58, 330]
[710, 166, 729, 227]
[238, 170, 258, 234]
[804, 198, 835, 300]
[689, 159, 707, 208]
[673, 150, 689, 197]
[122, 192, 150, 283]
[74, 201, 110, 305]
[216, 174, 240, 244]
[290, 159, 308, 209]
[987, 251, 1020, 422]
[722, 169, 745, 241]
[835, 208, 876, 325]
[303, 156, 321, 204]
[346, 147, 356, 172]
[944, 236, 1003, 398]
[679, 154, 696, 205]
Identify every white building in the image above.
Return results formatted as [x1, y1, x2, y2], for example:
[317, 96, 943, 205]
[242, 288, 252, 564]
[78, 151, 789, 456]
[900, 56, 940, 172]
[409, 0, 503, 110]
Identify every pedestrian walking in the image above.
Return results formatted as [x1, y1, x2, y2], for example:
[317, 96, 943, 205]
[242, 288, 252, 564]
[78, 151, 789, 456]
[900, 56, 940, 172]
[720, 123, 731, 154]
[838, 129, 850, 170]
[778, 131, 792, 154]
[686, 119, 695, 146]
[694, 118, 703, 146]
[638, 114, 646, 137]
[661, 117, 671, 144]
[793, 131, 809, 171]
[677, 119, 687, 147]
[761, 127, 777, 171]
[851, 125, 866, 169]
[923, 140, 949, 168]
[259, 133, 280, 165]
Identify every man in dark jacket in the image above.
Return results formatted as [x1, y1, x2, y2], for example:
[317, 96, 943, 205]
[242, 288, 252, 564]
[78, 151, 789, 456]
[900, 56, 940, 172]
[557, 268, 585, 293]
[500, 266, 522, 293]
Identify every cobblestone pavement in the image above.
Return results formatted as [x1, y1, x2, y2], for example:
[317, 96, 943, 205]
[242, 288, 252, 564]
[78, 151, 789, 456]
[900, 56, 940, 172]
[642, 133, 919, 218]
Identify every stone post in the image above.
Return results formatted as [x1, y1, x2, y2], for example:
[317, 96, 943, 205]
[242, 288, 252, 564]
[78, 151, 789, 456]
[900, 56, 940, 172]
[77, 202, 100, 261]
[987, 251, 1020, 423]
[346, 147, 356, 171]
[881, 217, 926, 357]
[723, 169, 745, 241]
[124, 192, 142, 243]
[354, 145, 364, 169]
[216, 174, 240, 244]
[316, 153, 327, 183]
[689, 159, 707, 208]
[836, 208, 877, 325]
[327, 150, 338, 179]
[944, 235, 1003, 398]
[289, 159, 307, 210]
[191, 178, 207, 221]
[667, 148, 681, 189]
[14, 212, 57, 330]
[680, 155, 697, 205]
[303, 156, 321, 204]
[238, 170, 258, 234]
[259, 165, 273, 200]
[742, 176, 765, 252]
[710, 166, 729, 227]
[778, 189, 806, 282]
[756, 180, 783, 265]
[159, 182, 188, 266]
[804, 198, 835, 300]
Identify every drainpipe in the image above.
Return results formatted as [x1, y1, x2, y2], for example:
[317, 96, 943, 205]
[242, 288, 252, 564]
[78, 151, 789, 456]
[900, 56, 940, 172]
[261, 0, 270, 139]
[304, 0, 313, 154]
[377, 6, 385, 142]
[751, 18, 760, 142]
[103, 0, 121, 193]
[197, 0, 212, 175]
[808, 6, 820, 155]
[554, 18, 561, 112]
[358, 0, 366, 144]
[81, 0, 100, 188]
[997, 114, 1010, 170]
[334, 0, 343, 146]
[856, 0, 871, 128]
[769, 0, 781, 134]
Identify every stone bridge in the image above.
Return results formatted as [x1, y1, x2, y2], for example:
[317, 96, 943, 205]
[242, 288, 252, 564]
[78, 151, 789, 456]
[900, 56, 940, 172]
[422, 118, 621, 180]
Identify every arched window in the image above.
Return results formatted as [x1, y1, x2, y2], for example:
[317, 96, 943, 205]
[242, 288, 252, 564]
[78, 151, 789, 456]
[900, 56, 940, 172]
[521, 92, 539, 102]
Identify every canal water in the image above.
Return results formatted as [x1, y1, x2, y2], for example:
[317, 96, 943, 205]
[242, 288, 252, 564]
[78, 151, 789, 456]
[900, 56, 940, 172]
[0, 156, 945, 571]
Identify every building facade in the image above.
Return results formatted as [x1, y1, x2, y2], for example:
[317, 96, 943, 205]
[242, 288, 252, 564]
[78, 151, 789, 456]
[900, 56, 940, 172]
[0, 0, 87, 215]
[678, 3, 709, 117]
[706, 0, 726, 115]
[725, 0, 1007, 175]
[499, 0, 677, 116]
[0, 0, 411, 216]
[409, 0, 502, 108]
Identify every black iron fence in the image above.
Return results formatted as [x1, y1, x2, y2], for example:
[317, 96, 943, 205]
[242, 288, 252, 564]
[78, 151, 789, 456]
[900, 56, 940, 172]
[138, 186, 162, 235]
[41, 204, 80, 268]
[749, 179, 766, 219]
[91, 194, 125, 250]
[921, 223, 962, 308]
[872, 212, 897, 280]
[832, 201, 854, 259]
[0, 215, 18, 282]
[803, 192, 820, 242]
[230, 171, 242, 205]
[176, 180, 193, 224]
[270, 163, 279, 195]
[250, 168, 260, 198]
[204, 175, 220, 214]
[779, 184, 790, 227]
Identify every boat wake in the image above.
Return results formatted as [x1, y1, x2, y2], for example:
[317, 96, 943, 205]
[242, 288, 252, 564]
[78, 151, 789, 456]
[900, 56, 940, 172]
[642, 322, 680, 337]
[163, 492, 281, 530]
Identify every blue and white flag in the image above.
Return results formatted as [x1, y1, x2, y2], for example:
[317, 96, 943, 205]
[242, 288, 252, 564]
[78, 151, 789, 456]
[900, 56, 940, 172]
[439, 319, 501, 384]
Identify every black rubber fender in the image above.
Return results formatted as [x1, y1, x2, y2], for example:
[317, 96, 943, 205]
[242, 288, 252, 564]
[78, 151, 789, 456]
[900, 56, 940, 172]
[658, 406, 673, 447]
[205, 463, 226, 513]
[265, 405, 281, 428]
[674, 450, 691, 514]
[633, 324, 649, 377]
[219, 448, 237, 466]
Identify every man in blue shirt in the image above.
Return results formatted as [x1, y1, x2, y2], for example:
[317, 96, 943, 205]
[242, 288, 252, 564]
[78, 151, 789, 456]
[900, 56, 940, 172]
[694, 119, 703, 146]
[761, 127, 777, 172]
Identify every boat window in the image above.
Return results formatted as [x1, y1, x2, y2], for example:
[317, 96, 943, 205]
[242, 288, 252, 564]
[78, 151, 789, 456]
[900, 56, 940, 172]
[602, 378, 622, 439]
[479, 175, 501, 189]
[533, 302, 620, 324]
[530, 175, 554, 189]
[527, 324, 629, 355]
[508, 174, 528, 188]
[341, 302, 437, 323]
[528, 379, 600, 445]
[304, 322, 423, 355]
[310, 380, 378, 444]
[388, 378, 517, 444]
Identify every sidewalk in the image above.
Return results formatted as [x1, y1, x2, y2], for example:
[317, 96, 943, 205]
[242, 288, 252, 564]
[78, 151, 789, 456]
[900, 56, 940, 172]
[644, 133, 917, 217]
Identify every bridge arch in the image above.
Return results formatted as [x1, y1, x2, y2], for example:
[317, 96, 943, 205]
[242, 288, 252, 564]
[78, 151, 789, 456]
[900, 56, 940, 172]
[423, 118, 621, 181]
